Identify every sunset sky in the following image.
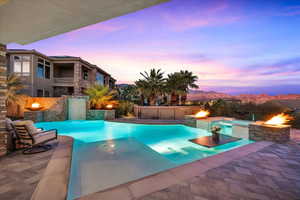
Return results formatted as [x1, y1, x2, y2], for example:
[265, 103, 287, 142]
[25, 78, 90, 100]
[8, 0, 300, 95]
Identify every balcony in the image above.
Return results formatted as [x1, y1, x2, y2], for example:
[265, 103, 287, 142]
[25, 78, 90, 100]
[53, 77, 74, 86]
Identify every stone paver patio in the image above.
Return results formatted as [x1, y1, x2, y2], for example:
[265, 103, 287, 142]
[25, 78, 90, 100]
[0, 130, 299, 200]
[0, 141, 57, 200]
[137, 142, 300, 200]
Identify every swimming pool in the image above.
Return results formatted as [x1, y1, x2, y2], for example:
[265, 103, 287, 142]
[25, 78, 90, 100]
[36, 120, 253, 199]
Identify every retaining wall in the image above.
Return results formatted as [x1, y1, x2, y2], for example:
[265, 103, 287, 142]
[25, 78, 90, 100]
[134, 105, 201, 120]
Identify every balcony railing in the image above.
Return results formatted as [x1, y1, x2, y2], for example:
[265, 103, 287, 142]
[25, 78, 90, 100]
[53, 77, 74, 85]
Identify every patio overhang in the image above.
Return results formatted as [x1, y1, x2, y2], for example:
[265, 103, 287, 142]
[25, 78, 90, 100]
[0, 0, 169, 45]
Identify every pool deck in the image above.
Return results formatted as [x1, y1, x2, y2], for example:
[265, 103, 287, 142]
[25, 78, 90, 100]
[0, 128, 299, 200]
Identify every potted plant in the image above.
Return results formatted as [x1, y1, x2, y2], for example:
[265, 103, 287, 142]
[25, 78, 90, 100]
[211, 126, 221, 143]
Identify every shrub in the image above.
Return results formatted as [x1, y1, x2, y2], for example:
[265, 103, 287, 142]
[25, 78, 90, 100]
[206, 99, 291, 122]
[115, 101, 134, 118]
[85, 84, 118, 109]
[291, 113, 300, 129]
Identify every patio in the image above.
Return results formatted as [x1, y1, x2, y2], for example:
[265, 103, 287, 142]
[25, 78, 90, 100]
[0, 129, 299, 200]
[0, 141, 57, 199]
[138, 142, 300, 200]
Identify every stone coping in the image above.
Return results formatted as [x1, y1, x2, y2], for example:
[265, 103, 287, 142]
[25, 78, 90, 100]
[108, 118, 185, 125]
[77, 141, 273, 200]
[31, 136, 73, 200]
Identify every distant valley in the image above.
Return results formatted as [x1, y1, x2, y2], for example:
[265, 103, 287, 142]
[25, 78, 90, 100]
[187, 90, 300, 104]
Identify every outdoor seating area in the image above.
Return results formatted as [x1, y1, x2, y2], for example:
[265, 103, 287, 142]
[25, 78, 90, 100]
[5, 119, 58, 154]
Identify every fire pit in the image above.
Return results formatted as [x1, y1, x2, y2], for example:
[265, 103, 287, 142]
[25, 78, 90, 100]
[249, 113, 292, 143]
[184, 110, 215, 129]
[26, 102, 44, 111]
[24, 102, 45, 122]
[194, 110, 210, 119]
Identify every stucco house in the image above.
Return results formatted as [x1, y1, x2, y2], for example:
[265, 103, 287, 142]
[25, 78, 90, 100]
[6, 49, 116, 97]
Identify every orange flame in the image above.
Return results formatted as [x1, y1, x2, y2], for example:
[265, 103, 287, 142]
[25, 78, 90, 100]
[106, 104, 113, 109]
[265, 113, 292, 126]
[195, 110, 210, 119]
[31, 102, 40, 109]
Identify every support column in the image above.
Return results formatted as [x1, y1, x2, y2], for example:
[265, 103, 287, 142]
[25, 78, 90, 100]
[74, 62, 81, 96]
[0, 44, 7, 156]
[104, 76, 110, 86]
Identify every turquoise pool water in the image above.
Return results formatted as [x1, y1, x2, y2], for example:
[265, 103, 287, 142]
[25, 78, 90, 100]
[212, 120, 253, 127]
[36, 120, 253, 199]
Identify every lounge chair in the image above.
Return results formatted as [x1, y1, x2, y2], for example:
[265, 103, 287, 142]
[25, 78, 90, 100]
[5, 118, 17, 152]
[12, 120, 58, 154]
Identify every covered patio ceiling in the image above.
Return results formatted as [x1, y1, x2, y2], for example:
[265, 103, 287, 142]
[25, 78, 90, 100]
[0, 0, 169, 44]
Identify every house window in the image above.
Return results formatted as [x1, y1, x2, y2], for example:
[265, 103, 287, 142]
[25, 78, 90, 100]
[83, 69, 88, 80]
[37, 63, 44, 78]
[44, 90, 50, 97]
[13, 55, 30, 75]
[45, 66, 50, 79]
[37, 89, 43, 97]
[96, 72, 104, 85]
[37, 57, 51, 79]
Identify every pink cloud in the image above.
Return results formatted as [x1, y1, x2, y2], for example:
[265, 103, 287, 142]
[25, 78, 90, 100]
[161, 0, 241, 31]
[61, 21, 125, 41]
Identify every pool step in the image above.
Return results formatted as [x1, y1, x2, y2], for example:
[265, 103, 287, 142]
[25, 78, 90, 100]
[164, 146, 210, 164]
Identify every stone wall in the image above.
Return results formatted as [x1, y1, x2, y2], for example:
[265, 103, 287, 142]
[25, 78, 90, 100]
[249, 122, 290, 143]
[134, 105, 201, 120]
[44, 96, 67, 121]
[87, 109, 115, 120]
[24, 111, 44, 122]
[74, 62, 81, 96]
[0, 44, 7, 156]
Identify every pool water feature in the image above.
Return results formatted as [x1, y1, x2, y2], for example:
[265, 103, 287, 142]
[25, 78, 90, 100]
[36, 120, 253, 199]
[68, 97, 87, 120]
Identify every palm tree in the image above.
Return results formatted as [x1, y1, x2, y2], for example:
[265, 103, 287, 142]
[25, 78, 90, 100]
[117, 84, 139, 102]
[165, 70, 198, 105]
[165, 73, 185, 105]
[85, 84, 118, 109]
[134, 80, 148, 105]
[6, 73, 27, 106]
[135, 68, 165, 105]
[179, 70, 199, 104]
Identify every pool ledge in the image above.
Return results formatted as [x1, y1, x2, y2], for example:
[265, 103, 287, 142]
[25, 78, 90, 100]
[31, 136, 73, 200]
[77, 141, 273, 200]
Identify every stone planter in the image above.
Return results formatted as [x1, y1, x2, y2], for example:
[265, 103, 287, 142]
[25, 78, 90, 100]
[184, 116, 226, 130]
[24, 111, 44, 122]
[87, 109, 115, 120]
[249, 121, 290, 143]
